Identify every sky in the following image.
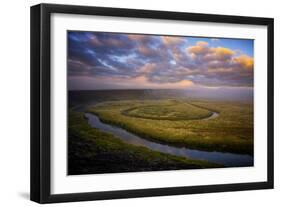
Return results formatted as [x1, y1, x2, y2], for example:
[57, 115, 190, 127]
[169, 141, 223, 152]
[67, 31, 254, 91]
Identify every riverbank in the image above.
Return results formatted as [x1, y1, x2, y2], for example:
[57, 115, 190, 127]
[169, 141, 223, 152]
[89, 99, 254, 155]
[68, 111, 221, 175]
[85, 113, 253, 167]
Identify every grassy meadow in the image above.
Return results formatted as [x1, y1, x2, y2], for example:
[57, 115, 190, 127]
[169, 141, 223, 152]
[68, 110, 220, 175]
[122, 100, 213, 120]
[68, 90, 253, 175]
[89, 99, 253, 155]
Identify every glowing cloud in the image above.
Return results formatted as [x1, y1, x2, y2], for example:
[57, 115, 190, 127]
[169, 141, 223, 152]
[68, 32, 254, 90]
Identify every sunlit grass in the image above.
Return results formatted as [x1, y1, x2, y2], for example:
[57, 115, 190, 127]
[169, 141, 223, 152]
[89, 99, 253, 155]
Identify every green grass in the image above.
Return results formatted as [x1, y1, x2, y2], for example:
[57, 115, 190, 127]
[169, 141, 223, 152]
[68, 111, 221, 175]
[122, 100, 212, 120]
[89, 99, 253, 155]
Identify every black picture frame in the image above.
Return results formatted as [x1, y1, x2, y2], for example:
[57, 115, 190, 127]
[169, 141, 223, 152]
[30, 3, 274, 204]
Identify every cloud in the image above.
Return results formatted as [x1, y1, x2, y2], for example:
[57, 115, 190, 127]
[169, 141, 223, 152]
[188, 41, 235, 61]
[139, 63, 157, 74]
[127, 34, 150, 42]
[206, 47, 235, 61]
[188, 41, 210, 56]
[90, 35, 103, 46]
[162, 36, 186, 46]
[234, 55, 254, 70]
[137, 45, 158, 56]
[184, 41, 253, 86]
[68, 32, 254, 89]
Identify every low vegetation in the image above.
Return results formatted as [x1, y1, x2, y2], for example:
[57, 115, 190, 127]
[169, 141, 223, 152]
[122, 100, 212, 120]
[68, 111, 220, 175]
[89, 99, 253, 155]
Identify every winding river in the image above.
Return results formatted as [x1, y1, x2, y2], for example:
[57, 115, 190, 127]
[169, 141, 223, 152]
[85, 112, 253, 167]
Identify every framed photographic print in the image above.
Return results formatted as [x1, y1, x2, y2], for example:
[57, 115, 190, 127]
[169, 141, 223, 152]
[30, 3, 274, 203]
